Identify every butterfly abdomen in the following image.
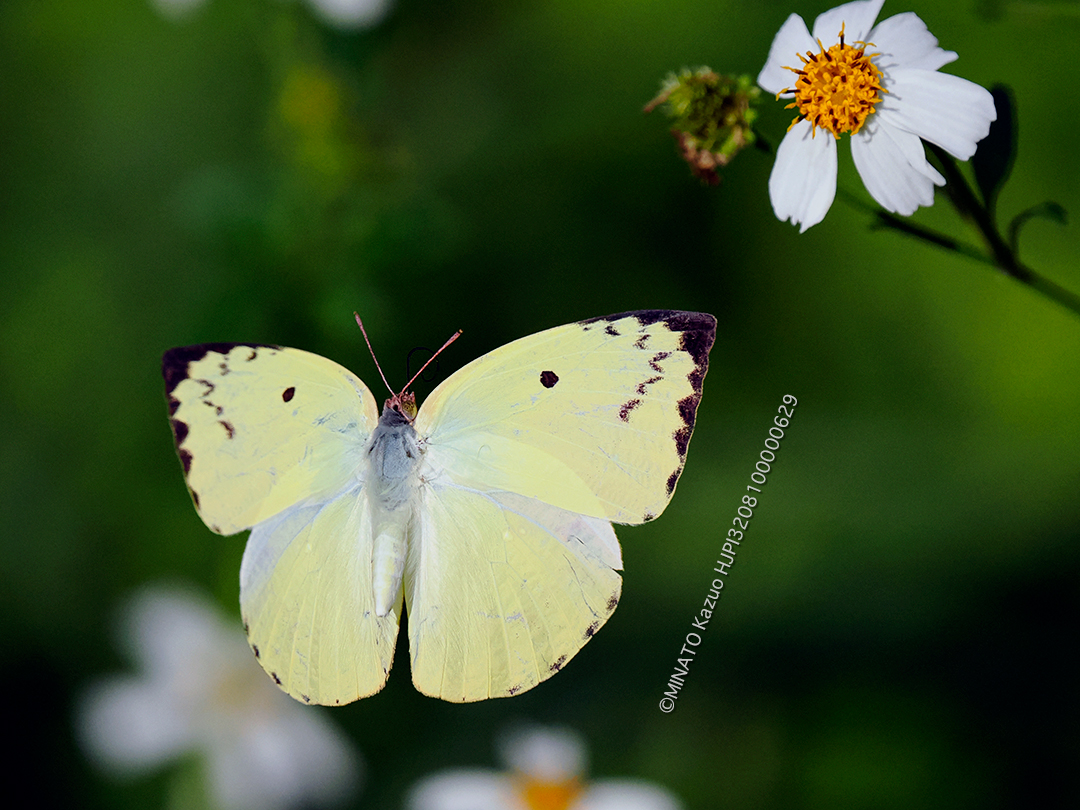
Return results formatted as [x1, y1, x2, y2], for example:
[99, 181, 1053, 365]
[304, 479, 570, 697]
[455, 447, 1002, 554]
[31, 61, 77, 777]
[367, 406, 422, 617]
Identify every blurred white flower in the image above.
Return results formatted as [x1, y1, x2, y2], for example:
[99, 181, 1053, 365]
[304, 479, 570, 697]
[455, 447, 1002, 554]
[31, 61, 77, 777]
[307, 0, 393, 29]
[408, 725, 682, 810]
[757, 0, 996, 231]
[76, 585, 360, 810]
[149, 0, 393, 30]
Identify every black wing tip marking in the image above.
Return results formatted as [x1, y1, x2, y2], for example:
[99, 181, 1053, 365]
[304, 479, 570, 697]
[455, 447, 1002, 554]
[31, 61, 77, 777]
[606, 593, 619, 612]
[584, 621, 600, 639]
[578, 309, 715, 329]
[665, 465, 683, 497]
[549, 655, 568, 673]
[161, 342, 279, 395]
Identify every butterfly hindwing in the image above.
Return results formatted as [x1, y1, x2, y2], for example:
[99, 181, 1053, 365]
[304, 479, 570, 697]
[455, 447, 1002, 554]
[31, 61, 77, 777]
[240, 484, 401, 705]
[406, 486, 622, 701]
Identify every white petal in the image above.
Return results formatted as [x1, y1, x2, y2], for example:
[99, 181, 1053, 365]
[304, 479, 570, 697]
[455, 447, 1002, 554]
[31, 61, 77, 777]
[869, 12, 957, 72]
[501, 726, 585, 781]
[576, 780, 684, 810]
[122, 586, 241, 681]
[75, 677, 194, 773]
[811, 0, 885, 44]
[877, 69, 997, 160]
[150, 0, 205, 21]
[851, 123, 942, 215]
[757, 14, 816, 94]
[406, 771, 519, 810]
[307, 0, 392, 30]
[209, 708, 361, 810]
[769, 119, 838, 232]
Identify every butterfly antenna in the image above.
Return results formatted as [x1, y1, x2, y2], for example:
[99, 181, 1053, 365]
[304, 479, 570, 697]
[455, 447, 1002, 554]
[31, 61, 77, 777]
[354, 313, 395, 397]
[399, 328, 462, 395]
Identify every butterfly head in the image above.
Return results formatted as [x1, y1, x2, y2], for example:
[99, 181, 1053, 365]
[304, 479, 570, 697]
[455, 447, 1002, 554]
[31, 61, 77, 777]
[384, 391, 418, 421]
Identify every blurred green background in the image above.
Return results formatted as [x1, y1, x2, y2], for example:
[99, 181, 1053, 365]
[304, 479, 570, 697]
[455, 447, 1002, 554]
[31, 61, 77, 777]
[2, 0, 1077, 807]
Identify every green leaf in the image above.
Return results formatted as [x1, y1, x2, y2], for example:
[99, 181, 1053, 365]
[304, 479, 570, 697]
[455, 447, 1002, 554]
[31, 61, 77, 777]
[1008, 201, 1068, 254]
[972, 85, 1016, 217]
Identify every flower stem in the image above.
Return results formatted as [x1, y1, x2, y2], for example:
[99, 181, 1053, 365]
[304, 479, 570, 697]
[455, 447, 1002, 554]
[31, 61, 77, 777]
[872, 143, 1080, 319]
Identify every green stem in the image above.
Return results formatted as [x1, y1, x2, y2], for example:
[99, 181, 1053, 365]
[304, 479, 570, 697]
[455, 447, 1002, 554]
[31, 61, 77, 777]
[926, 144, 1024, 279]
[863, 143, 1080, 319]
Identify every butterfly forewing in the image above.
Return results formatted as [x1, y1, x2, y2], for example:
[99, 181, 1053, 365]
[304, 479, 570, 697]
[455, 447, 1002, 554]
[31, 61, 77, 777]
[163, 344, 380, 534]
[415, 310, 716, 524]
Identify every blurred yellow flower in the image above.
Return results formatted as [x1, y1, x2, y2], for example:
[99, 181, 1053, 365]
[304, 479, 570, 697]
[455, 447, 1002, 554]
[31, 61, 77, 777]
[408, 726, 682, 810]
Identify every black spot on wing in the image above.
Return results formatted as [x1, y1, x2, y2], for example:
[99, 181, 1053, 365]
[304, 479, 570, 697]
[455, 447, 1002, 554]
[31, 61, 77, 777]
[649, 351, 670, 373]
[219, 420, 235, 439]
[675, 392, 702, 457]
[282, 386, 296, 402]
[271, 671, 282, 685]
[666, 466, 682, 497]
[584, 621, 600, 639]
[190, 487, 200, 509]
[549, 655, 567, 673]
[161, 343, 279, 395]
[634, 334, 650, 350]
[174, 438, 193, 475]
[300, 693, 311, 704]
[251, 644, 260, 659]
[642, 511, 656, 522]
[170, 417, 189, 448]
[674, 425, 693, 461]
[508, 684, 523, 696]
[540, 370, 559, 388]
[604, 323, 620, 337]
[606, 593, 619, 612]
[618, 398, 641, 422]
[636, 375, 662, 395]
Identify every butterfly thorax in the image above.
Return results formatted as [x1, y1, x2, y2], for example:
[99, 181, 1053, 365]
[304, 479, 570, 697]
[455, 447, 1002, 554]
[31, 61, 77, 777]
[367, 403, 422, 617]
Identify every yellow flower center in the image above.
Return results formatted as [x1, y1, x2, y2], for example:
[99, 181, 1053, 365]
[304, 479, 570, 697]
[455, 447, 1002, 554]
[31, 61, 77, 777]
[517, 776, 583, 810]
[779, 24, 886, 138]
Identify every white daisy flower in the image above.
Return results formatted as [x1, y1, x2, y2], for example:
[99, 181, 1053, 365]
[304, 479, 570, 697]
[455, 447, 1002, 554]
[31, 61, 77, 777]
[407, 725, 682, 810]
[75, 585, 360, 810]
[757, 0, 997, 231]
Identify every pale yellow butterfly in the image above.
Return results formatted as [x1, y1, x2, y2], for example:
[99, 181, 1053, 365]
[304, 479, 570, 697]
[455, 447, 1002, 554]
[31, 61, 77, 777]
[163, 310, 715, 705]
